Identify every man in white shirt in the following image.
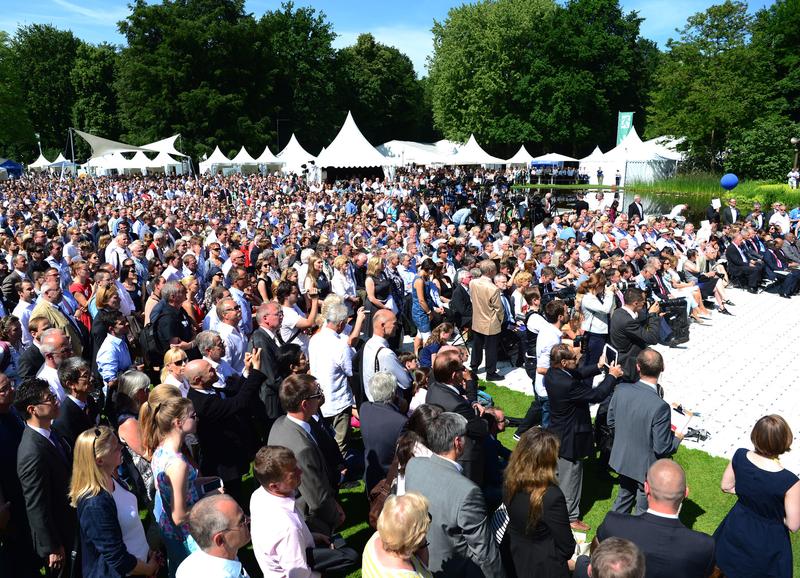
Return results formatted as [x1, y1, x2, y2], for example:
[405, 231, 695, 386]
[177, 494, 251, 578]
[308, 302, 354, 454]
[216, 298, 246, 374]
[12, 279, 36, 347]
[35, 328, 72, 403]
[534, 300, 568, 429]
[196, 330, 235, 388]
[228, 267, 253, 336]
[361, 310, 412, 402]
[250, 446, 357, 578]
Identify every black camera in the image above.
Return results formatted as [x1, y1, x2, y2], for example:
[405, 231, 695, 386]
[660, 297, 687, 310]
[573, 333, 588, 354]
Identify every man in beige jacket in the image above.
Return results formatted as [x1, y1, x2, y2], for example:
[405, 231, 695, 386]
[469, 260, 505, 380]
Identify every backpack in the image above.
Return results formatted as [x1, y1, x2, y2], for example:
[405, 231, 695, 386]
[139, 310, 165, 368]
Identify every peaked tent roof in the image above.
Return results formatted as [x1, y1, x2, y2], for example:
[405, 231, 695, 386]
[50, 153, 76, 167]
[29, 153, 52, 169]
[230, 147, 258, 165]
[316, 112, 391, 168]
[277, 134, 316, 174]
[604, 128, 680, 162]
[506, 145, 535, 165]
[142, 135, 187, 158]
[199, 146, 233, 174]
[580, 146, 605, 162]
[378, 140, 449, 165]
[73, 128, 155, 157]
[129, 151, 156, 170]
[152, 151, 182, 167]
[532, 152, 578, 163]
[255, 145, 282, 164]
[445, 134, 505, 165]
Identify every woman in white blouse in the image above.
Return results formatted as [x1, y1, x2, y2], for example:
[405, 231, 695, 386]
[577, 272, 615, 367]
[161, 348, 190, 396]
[331, 255, 359, 314]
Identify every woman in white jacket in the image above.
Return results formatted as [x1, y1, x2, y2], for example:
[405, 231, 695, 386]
[577, 272, 616, 367]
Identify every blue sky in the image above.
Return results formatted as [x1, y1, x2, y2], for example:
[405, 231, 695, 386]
[1, 0, 774, 76]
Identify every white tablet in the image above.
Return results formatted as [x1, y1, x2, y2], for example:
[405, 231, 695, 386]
[602, 344, 618, 367]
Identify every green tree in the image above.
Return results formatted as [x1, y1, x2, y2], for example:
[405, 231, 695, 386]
[646, 1, 776, 170]
[726, 115, 800, 180]
[0, 31, 35, 158]
[11, 24, 80, 156]
[336, 33, 426, 144]
[71, 42, 121, 158]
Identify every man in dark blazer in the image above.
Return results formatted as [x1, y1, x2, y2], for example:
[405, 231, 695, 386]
[597, 459, 716, 578]
[248, 302, 284, 424]
[574, 192, 590, 217]
[1, 254, 30, 311]
[427, 348, 489, 486]
[52, 358, 98, 450]
[449, 269, 474, 330]
[627, 195, 644, 222]
[608, 349, 682, 515]
[763, 240, 800, 297]
[719, 197, 740, 226]
[724, 234, 763, 293]
[545, 343, 622, 531]
[15, 377, 75, 577]
[17, 326, 46, 380]
[359, 372, 407, 493]
[185, 351, 263, 509]
[609, 288, 661, 382]
[404, 411, 504, 578]
[268, 373, 344, 536]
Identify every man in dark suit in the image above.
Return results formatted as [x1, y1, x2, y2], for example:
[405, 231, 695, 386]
[268, 373, 344, 536]
[449, 269, 474, 330]
[608, 349, 682, 515]
[609, 288, 661, 382]
[17, 316, 50, 379]
[574, 192, 590, 217]
[359, 372, 407, 493]
[719, 197, 740, 226]
[52, 358, 98, 450]
[1, 254, 29, 310]
[627, 195, 644, 221]
[427, 348, 489, 485]
[596, 460, 716, 578]
[15, 377, 75, 577]
[404, 411, 504, 578]
[248, 302, 284, 424]
[185, 350, 263, 509]
[724, 234, 763, 293]
[545, 343, 623, 531]
[763, 240, 800, 298]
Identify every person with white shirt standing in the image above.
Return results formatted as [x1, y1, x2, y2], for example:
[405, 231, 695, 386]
[361, 310, 412, 402]
[276, 281, 318, 356]
[35, 328, 72, 403]
[250, 446, 358, 578]
[12, 280, 36, 348]
[308, 302, 354, 455]
[95, 311, 134, 389]
[216, 298, 246, 374]
[532, 300, 568, 430]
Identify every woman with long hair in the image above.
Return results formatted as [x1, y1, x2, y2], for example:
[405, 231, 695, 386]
[304, 254, 331, 306]
[411, 259, 441, 355]
[120, 264, 143, 314]
[70, 426, 159, 578]
[365, 255, 393, 313]
[0, 316, 23, 387]
[577, 272, 615, 367]
[395, 404, 442, 496]
[503, 427, 575, 577]
[160, 349, 190, 397]
[69, 259, 93, 330]
[418, 322, 454, 369]
[139, 389, 199, 576]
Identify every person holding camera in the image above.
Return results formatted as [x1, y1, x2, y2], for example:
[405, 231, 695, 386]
[576, 272, 616, 368]
[609, 288, 660, 383]
[545, 344, 623, 531]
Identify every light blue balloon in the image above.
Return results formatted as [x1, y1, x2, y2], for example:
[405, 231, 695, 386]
[720, 173, 739, 190]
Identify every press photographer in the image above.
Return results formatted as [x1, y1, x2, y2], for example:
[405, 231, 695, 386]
[609, 288, 661, 382]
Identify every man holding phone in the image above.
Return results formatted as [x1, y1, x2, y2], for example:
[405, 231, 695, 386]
[544, 344, 623, 531]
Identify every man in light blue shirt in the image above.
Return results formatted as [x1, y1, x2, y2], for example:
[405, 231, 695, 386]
[228, 267, 253, 336]
[96, 310, 133, 387]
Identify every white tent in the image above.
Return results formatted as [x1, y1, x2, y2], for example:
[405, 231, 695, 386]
[316, 112, 391, 169]
[255, 145, 282, 165]
[73, 128, 155, 157]
[378, 140, 451, 166]
[49, 153, 77, 173]
[28, 153, 52, 172]
[230, 147, 258, 165]
[142, 135, 187, 157]
[151, 151, 184, 174]
[601, 128, 680, 185]
[445, 134, 505, 165]
[199, 146, 233, 174]
[579, 146, 606, 184]
[532, 152, 578, 164]
[506, 145, 535, 165]
[277, 134, 316, 175]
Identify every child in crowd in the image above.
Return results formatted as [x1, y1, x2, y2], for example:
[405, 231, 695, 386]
[418, 322, 454, 368]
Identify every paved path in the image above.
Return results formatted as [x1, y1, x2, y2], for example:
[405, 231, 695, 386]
[476, 286, 800, 474]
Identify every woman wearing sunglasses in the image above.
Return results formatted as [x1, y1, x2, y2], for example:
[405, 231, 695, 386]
[162, 347, 190, 397]
[70, 425, 160, 578]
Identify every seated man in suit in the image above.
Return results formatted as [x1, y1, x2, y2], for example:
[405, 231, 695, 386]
[267, 373, 345, 536]
[52, 357, 98, 450]
[404, 411, 504, 578]
[595, 460, 716, 578]
[359, 372, 407, 493]
[427, 348, 489, 486]
[449, 269, 474, 331]
[763, 240, 800, 298]
[724, 233, 763, 293]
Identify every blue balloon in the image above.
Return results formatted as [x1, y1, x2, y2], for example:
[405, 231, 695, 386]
[720, 173, 739, 190]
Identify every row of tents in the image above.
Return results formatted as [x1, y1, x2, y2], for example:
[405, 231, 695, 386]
[20, 112, 683, 185]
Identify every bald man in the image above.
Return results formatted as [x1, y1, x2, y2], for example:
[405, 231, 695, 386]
[186, 351, 264, 508]
[360, 310, 411, 401]
[594, 460, 716, 578]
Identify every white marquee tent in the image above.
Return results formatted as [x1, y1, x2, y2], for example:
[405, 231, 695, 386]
[142, 135, 187, 157]
[379, 140, 449, 166]
[277, 134, 317, 175]
[579, 146, 606, 184]
[445, 134, 505, 165]
[601, 128, 680, 185]
[74, 128, 155, 158]
[531, 152, 578, 164]
[506, 145, 535, 165]
[28, 153, 52, 171]
[199, 146, 233, 174]
[255, 145, 283, 166]
[316, 112, 391, 169]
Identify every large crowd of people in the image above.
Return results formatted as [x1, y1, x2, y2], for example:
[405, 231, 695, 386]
[0, 168, 798, 578]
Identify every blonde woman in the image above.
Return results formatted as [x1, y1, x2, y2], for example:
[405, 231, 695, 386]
[362, 492, 433, 577]
[331, 255, 359, 313]
[365, 256, 393, 313]
[139, 389, 199, 576]
[180, 275, 203, 330]
[70, 426, 159, 578]
[161, 349, 190, 396]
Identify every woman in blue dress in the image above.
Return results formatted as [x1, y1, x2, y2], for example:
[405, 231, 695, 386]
[411, 259, 441, 355]
[714, 415, 800, 578]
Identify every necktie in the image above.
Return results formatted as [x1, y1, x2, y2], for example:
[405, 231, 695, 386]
[49, 431, 68, 463]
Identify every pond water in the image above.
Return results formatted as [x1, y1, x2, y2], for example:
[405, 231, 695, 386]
[544, 188, 719, 224]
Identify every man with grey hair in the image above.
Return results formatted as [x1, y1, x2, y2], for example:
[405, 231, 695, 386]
[216, 298, 246, 374]
[153, 280, 195, 359]
[308, 301, 354, 454]
[359, 372, 407, 492]
[177, 494, 251, 578]
[146, 230, 167, 263]
[196, 330, 234, 388]
[405, 411, 504, 577]
[450, 268, 474, 329]
[36, 328, 72, 403]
